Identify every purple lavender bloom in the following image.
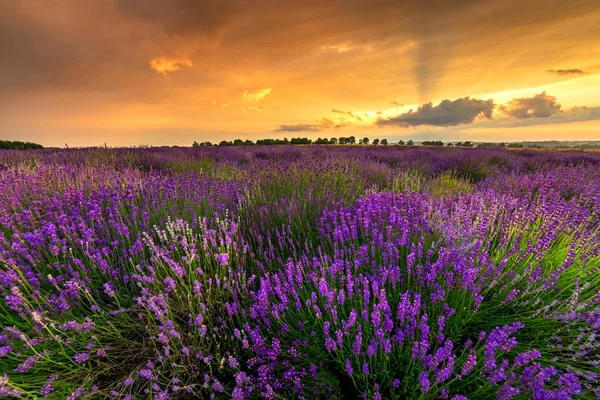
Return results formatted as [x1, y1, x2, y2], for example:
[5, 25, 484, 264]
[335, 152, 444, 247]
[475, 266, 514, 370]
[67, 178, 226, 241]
[213, 380, 224, 392]
[0, 346, 11, 357]
[163, 277, 176, 293]
[345, 359, 353, 376]
[215, 253, 229, 266]
[419, 372, 430, 393]
[155, 390, 169, 400]
[73, 353, 89, 364]
[362, 363, 369, 375]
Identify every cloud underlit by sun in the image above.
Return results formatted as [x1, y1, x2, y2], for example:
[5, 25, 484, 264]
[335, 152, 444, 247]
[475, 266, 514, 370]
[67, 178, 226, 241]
[242, 88, 272, 103]
[149, 57, 193, 76]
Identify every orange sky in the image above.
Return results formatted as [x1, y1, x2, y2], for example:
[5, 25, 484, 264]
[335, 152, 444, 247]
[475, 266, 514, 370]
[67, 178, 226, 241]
[1, 0, 599, 147]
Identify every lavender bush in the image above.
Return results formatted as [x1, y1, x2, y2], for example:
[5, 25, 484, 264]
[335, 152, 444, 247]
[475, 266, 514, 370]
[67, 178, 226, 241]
[0, 146, 599, 399]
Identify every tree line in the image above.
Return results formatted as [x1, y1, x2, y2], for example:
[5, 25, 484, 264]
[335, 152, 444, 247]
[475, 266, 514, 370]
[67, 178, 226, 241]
[194, 137, 396, 147]
[0, 140, 44, 150]
[192, 138, 530, 148]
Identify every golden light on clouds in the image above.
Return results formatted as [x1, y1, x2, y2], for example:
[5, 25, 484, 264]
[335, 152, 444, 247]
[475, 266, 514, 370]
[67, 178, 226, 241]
[149, 57, 193, 76]
[241, 88, 273, 103]
[1, 0, 599, 146]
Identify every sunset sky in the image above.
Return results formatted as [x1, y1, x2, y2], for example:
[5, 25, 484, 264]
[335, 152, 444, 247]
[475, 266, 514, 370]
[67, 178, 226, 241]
[1, 0, 599, 147]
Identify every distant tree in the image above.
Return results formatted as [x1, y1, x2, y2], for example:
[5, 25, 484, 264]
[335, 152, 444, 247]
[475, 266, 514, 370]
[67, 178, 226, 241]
[256, 138, 288, 145]
[200, 141, 213, 147]
[446, 142, 454, 147]
[373, 138, 380, 145]
[330, 137, 338, 144]
[478, 142, 507, 148]
[462, 141, 474, 147]
[380, 139, 388, 145]
[338, 137, 346, 145]
[290, 137, 312, 145]
[219, 140, 233, 146]
[398, 140, 405, 145]
[244, 140, 255, 146]
[233, 139, 244, 146]
[192, 141, 199, 147]
[422, 140, 444, 147]
[361, 137, 370, 145]
[348, 136, 356, 145]
[406, 140, 414, 146]
[507, 142, 524, 148]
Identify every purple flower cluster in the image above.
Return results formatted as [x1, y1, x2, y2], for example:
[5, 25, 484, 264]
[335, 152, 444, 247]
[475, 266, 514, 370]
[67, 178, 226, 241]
[0, 146, 598, 398]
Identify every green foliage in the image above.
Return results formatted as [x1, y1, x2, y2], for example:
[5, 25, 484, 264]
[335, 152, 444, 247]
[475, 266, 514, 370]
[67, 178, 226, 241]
[424, 172, 474, 197]
[0, 140, 43, 150]
[391, 169, 425, 193]
[422, 140, 444, 147]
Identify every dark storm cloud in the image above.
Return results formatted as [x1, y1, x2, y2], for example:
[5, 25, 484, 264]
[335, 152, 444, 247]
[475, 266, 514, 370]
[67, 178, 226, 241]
[499, 91, 562, 119]
[112, 0, 600, 104]
[0, 6, 81, 91]
[2, 0, 600, 97]
[377, 97, 495, 127]
[547, 69, 584, 75]
[0, 0, 165, 97]
[114, 0, 239, 36]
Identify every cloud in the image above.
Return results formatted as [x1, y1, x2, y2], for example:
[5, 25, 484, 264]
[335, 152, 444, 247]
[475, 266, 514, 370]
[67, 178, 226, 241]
[331, 109, 363, 121]
[566, 106, 590, 116]
[498, 91, 561, 119]
[246, 105, 265, 113]
[242, 88, 272, 102]
[276, 118, 341, 132]
[389, 101, 403, 107]
[546, 69, 584, 75]
[115, 0, 238, 36]
[149, 57, 193, 76]
[376, 97, 495, 127]
[321, 44, 353, 53]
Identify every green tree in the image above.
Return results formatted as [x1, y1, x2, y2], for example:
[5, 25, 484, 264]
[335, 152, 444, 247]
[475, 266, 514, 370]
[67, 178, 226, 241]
[380, 139, 388, 145]
[373, 138, 380, 145]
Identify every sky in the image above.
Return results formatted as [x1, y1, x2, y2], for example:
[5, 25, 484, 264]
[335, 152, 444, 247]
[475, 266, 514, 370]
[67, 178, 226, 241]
[1, 0, 600, 147]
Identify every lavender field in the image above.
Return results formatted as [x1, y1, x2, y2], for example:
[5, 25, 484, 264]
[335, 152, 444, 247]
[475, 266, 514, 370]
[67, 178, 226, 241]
[0, 146, 599, 399]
